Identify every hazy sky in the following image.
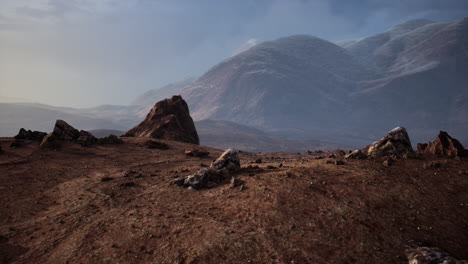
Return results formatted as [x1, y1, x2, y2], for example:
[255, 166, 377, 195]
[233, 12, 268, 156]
[1, 0, 467, 107]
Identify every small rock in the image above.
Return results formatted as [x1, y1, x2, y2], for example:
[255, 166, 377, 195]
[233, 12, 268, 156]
[423, 162, 441, 169]
[230, 177, 243, 188]
[185, 149, 209, 157]
[254, 158, 262, 164]
[405, 246, 466, 264]
[266, 165, 276, 169]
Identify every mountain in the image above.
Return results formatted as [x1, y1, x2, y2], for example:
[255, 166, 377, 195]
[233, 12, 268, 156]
[196, 120, 346, 152]
[178, 35, 377, 145]
[131, 77, 195, 107]
[0, 103, 128, 137]
[164, 17, 468, 146]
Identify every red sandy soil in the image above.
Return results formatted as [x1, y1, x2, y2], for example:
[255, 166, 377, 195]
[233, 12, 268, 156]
[0, 138, 467, 264]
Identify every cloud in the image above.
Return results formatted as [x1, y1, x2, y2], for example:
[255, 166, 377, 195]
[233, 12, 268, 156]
[0, 0, 467, 107]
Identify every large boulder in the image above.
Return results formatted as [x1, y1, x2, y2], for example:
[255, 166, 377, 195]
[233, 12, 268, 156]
[174, 149, 241, 189]
[422, 131, 467, 157]
[14, 128, 47, 141]
[367, 127, 415, 158]
[405, 247, 467, 264]
[123, 95, 199, 144]
[53, 120, 80, 141]
[40, 120, 79, 148]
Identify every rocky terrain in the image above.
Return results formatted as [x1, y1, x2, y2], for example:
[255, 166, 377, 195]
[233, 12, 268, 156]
[1, 116, 467, 263]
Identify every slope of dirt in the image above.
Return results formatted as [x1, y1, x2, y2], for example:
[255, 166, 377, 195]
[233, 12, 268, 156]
[0, 138, 467, 264]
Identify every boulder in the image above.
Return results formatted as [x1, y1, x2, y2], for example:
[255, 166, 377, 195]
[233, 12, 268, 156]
[175, 149, 241, 189]
[211, 149, 241, 172]
[405, 247, 466, 264]
[367, 127, 415, 158]
[40, 133, 60, 149]
[14, 128, 47, 141]
[53, 120, 80, 141]
[422, 131, 467, 157]
[77, 130, 98, 147]
[345, 149, 367, 159]
[123, 95, 199, 144]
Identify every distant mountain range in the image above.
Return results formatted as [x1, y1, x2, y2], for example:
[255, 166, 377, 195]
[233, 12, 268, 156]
[1, 17, 467, 149]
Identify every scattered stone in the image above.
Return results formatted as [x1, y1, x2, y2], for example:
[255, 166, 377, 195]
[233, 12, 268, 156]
[315, 156, 324, 160]
[383, 158, 394, 167]
[14, 128, 47, 141]
[178, 149, 241, 189]
[405, 246, 466, 264]
[185, 149, 209, 157]
[254, 158, 262, 164]
[123, 95, 199, 144]
[266, 165, 277, 169]
[200, 163, 209, 167]
[143, 140, 169, 150]
[328, 154, 336, 158]
[367, 127, 415, 158]
[326, 160, 334, 164]
[279, 163, 283, 168]
[422, 131, 467, 157]
[77, 130, 98, 147]
[345, 149, 368, 159]
[9, 139, 25, 148]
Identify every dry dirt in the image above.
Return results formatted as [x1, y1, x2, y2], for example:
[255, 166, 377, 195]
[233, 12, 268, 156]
[0, 138, 467, 264]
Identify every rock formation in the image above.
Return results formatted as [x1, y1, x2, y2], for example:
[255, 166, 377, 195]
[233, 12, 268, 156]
[123, 95, 199, 145]
[14, 128, 47, 141]
[97, 134, 124, 145]
[40, 120, 80, 148]
[173, 149, 240, 189]
[367, 127, 415, 158]
[405, 247, 467, 264]
[421, 131, 467, 157]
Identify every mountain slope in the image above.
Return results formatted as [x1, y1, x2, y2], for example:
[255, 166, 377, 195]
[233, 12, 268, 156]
[180, 35, 377, 142]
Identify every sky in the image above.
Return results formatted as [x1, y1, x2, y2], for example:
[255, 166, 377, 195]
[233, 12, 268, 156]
[1, 0, 467, 107]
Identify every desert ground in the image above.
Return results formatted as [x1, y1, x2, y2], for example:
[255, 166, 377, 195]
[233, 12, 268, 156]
[0, 137, 467, 264]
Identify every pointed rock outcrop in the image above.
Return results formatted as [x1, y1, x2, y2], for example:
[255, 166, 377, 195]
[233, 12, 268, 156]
[422, 131, 467, 157]
[123, 95, 199, 144]
[367, 127, 415, 158]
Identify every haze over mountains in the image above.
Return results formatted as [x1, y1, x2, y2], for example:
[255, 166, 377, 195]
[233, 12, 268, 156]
[1, 17, 467, 150]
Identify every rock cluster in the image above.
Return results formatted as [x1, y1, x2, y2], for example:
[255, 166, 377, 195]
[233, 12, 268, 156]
[405, 247, 467, 264]
[420, 131, 467, 157]
[40, 120, 123, 148]
[14, 128, 47, 141]
[173, 149, 241, 189]
[367, 127, 415, 158]
[143, 140, 169, 150]
[123, 95, 199, 144]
